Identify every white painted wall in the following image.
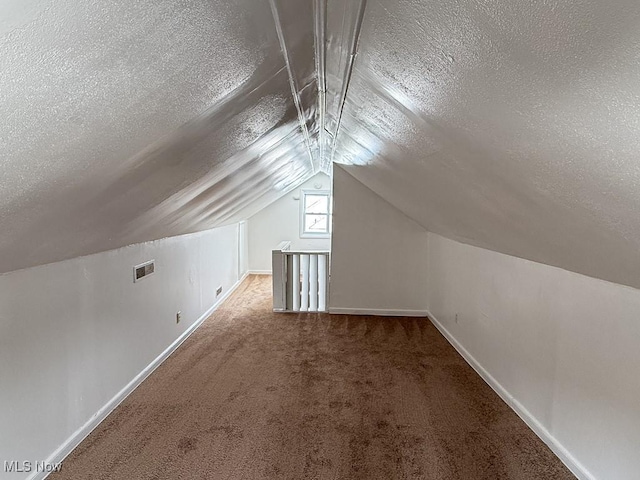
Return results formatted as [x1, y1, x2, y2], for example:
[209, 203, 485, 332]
[247, 172, 331, 273]
[426, 232, 640, 480]
[329, 166, 428, 315]
[0, 224, 246, 480]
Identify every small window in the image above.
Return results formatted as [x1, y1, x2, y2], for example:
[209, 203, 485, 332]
[300, 190, 331, 238]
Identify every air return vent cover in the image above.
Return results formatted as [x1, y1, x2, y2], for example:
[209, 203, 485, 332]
[134, 260, 155, 283]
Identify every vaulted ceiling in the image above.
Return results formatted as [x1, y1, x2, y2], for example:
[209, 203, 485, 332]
[0, 0, 321, 273]
[332, 0, 640, 289]
[3, 0, 640, 289]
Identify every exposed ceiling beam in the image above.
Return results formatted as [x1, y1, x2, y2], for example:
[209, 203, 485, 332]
[329, 0, 368, 166]
[269, 0, 317, 173]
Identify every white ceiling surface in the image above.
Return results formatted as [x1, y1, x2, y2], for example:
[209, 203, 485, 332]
[333, 0, 640, 290]
[4, 0, 640, 290]
[0, 0, 320, 274]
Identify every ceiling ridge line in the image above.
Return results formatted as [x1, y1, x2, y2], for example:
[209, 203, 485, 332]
[268, 0, 317, 174]
[313, 0, 328, 173]
[329, 0, 368, 166]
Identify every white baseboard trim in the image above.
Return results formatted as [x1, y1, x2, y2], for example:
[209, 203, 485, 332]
[425, 309, 596, 480]
[35, 271, 250, 480]
[329, 307, 428, 317]
[247, 269, 271, 275]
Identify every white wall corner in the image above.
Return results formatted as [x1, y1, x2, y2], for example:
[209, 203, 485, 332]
[247, 172, 331, 272]
[30, 270, 249, 480]
[425, 232, 640, 480]
[426, 308, 596, 480]
[0, 225, 244, 480]
[329, 165, 429, 313]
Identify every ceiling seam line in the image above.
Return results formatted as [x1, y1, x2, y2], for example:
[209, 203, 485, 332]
[330, 0, 368, 164]
[268, 0, 317, 174]
[313, 0, 328, 173]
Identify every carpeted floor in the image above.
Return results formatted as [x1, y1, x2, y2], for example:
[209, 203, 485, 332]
[51, 275, 575, 480]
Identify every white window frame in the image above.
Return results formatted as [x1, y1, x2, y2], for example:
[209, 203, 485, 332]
[300, 189, 331, 238]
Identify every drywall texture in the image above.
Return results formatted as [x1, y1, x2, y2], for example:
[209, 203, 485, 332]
[6, 0, 640, 292]
[331, 0, 640, 290]
[247, 172, 331, 272]
[427, 233, 640, 480]
[0, 225, 243, 479]
[329, 166, 428, 314]
[0, 0, 320, 274]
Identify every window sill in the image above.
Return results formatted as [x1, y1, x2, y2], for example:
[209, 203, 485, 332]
[300, 232, 330, 239]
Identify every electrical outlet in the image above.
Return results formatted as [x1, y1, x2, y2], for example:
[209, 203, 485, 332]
[455, 313, 459, 324]
[176, 311, 181, 324]
[216, 286, 223, 296]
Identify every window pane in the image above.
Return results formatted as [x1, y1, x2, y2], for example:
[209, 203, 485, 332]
[304, 214, 328, 233]
[305, 194, 329, 214]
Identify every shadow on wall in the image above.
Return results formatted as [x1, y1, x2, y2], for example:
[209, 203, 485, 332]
[2, 58, 313, 274]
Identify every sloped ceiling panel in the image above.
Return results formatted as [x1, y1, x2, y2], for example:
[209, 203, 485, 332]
[320, 0, 366, 172]
[0, 0, 318, 274]
[270, 0, 320, 169]
[332, 0, 640, 289]
[6, 0, 640, 291]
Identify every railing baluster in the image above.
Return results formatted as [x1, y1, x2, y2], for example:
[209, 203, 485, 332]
[271, 249, 286, 311]
[272, 244, 329, 313]
[301, 254, 310, 312]
[318, 254, 327, 312]
[285, 254, 293, 311]
[292, 254, 301, 311]
[309, 254, 318, 311]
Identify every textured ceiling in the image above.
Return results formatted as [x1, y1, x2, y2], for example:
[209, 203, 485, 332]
[332, 0, 640, 290]
[4, 0, 640, 289]
[0, 0, 321, 273]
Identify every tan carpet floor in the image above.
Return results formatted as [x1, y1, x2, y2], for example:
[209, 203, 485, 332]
[51, 274, 575, 479]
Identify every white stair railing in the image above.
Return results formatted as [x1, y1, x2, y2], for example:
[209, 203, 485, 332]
[272, 242, 329, 313]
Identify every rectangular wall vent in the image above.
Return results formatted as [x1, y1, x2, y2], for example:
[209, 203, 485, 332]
[134, 260, 155, 282]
